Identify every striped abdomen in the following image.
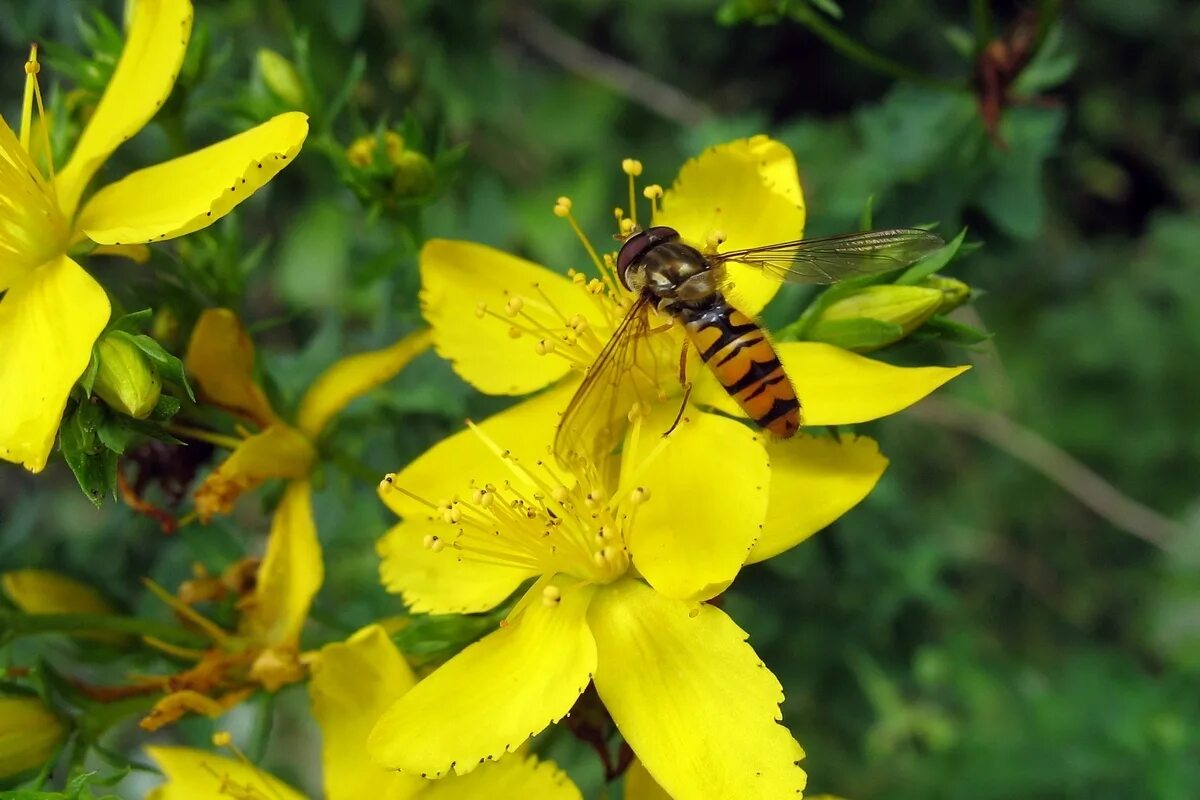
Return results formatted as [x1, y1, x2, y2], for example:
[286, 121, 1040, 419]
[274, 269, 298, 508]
[682, 297, 801, 437]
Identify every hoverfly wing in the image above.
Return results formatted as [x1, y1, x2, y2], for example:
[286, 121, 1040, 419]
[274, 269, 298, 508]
[713, 228, 945, 285]
[554, 294, 659, 473]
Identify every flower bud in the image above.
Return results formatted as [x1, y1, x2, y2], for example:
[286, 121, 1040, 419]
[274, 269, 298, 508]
[346, 131, 406, 168]
[0, 696, 66, 780]
[2, 569, 114, 616]
[391, 150, 436, 198]
[257, 49, 305, 108]
[93, 332, 161, 419]
[811, 284, 944, 353]
[918, 275, 971, 314]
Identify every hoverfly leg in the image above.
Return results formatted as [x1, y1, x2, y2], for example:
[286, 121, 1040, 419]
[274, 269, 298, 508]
[663, 339, 691, 438]
[663, 382, 692, 439]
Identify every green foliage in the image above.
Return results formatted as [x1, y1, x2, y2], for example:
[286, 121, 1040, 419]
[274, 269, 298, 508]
[2, 0, 1197, 798]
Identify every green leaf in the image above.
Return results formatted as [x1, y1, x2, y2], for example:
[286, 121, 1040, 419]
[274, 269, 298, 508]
[59, 404, 117, 508]
[895, 228, 967, 285]
[105, 309, 153, 334]
[808, 0, 844, 20]
[804, 317, 904, 351]
[910, 315, 993, 345]
[122, 333, 194, 401]
[859, 193, 875, 230]
[79, 346, 100, 397]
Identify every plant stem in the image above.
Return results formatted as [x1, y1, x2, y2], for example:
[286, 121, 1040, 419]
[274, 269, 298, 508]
[792, 7, 966, 93]
[0, 610, 208, 648]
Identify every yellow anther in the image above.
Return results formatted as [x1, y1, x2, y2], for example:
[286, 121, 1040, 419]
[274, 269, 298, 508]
[587, 278, 606, 294]
[628, 486, 651, 505]
[614, 207, 625, 220]
[596, 524, 613, 542]
[542, 585, 562, 605]
[553, 196, 573, 217]
[479, 491, 495, 508]
[471, 488, 487, 504]
[643, 184, 663, 200]
[508, 326, 522, 339]
[474, 301, 487, 318]
[423, 534, 445, 553]
[535, 339, 555, 356]
[572, 272, 587, 286]
[212, 731, 233, 748]
[619, 218, 635, 236]
[627, 401, 646, 422]
[24, 59, 39, 75]
[569, 314, 588, 332]
[379, 473, 397, 491]
[505, 296, 524, 315]
[621, 158, 644, 177]
[442, 505, 461, 524]
[705, 230, 727, 251]
[551, 486, 570, 503]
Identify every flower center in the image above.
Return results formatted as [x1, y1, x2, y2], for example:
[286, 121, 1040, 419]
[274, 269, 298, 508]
[471, 158, 674, 383]
[381, 416, 673, 586]
[0, 45, 68, 274]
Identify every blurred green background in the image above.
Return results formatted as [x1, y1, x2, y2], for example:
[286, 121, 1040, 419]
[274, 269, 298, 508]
[2, 0, 1198, 797]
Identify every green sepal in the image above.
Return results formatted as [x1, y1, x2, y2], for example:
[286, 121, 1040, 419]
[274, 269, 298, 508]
[910, 315, 993, 346]
[105, 309, 153, 334]
[79, 346, 101, 398]
[120, 333, 194, 401]
[59, 403, 117, 508]
[895, 228, 967, 285]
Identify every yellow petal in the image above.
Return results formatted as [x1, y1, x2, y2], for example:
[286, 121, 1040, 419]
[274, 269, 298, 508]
[378, 520, 535, 615]
[185, 308, 277, 427]
[297, 328, 432, 439]
[693, 341, 969, 426]
[0, 696, 65, 780]
[241, 479, 322, 649]
[1, 569, 113, 614]
[54, 0, 193, 217]
[655, 136, 805, 316]
[420, 239, 597, 395]
[78, 112, 308, 245]
[0, 256, 109, 472]
[378, 383, 573, 521]
[624, 759, 672, 800]
[0, 115, 68, 283]
[89, 243, 151, 263]
[310, 625, 425, 800]
[369, 580, 598, 778]
[193, 424, 315, 521]
[748, 434, 888, 563]
[588, 579, 806, 800]
[145, 746, 306, 800]
[418, 755, 583, 800]
[623, 408, 768, 602]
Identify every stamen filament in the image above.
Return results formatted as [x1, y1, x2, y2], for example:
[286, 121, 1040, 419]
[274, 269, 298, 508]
[20, 45, 37, 152]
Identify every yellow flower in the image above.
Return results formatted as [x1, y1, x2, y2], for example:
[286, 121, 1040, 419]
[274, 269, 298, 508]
[368, 391, 892, 798]
[136, 311, 430, 726]
[146, 625, 582, 800]
[0, 0, 308, 473]
[419, 136, 966, 523]
[0, 695, 66, 780]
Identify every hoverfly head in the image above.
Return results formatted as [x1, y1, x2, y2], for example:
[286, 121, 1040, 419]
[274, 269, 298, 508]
[615, 226, 679, 290]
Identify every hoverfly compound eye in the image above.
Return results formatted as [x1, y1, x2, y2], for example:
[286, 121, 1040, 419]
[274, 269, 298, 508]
[616, 226, 680, 290]
[616, 230, 650, 290]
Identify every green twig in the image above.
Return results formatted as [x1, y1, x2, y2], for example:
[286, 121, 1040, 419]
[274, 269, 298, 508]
[791, 6, 965, 92]
[0, 611, 208, 648]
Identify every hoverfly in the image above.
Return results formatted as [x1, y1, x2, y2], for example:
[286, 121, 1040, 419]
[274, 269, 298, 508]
[553, 225, 944, 468]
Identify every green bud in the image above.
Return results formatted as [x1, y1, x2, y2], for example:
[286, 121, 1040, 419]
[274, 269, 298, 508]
[391, 149, 436, 198]
[918, 275, 972, 314]
[811, 284, 943, 352]
[257, 48, 306, 108]
[93, 333, 161, 419]
[0, 696, 66, 779]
